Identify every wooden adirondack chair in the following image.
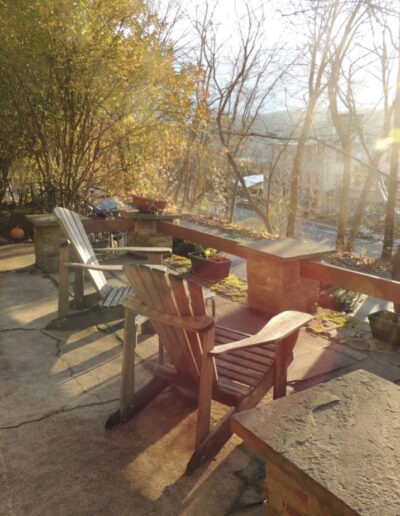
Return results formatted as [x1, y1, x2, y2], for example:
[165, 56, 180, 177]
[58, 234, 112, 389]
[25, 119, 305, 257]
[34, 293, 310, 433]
[46, 206, 171, 330]
[106, 263, 312, 473]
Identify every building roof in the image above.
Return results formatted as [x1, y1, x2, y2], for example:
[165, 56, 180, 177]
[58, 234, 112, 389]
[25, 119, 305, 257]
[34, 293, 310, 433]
[244, 174, 264, 188]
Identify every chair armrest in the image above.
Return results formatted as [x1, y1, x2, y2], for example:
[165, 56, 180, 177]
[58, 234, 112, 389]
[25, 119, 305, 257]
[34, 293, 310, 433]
[123, 296, 215, 332]
[209, 311, 312, 355]
[61, 261, 123, 272]
[93, 246, 171, 254]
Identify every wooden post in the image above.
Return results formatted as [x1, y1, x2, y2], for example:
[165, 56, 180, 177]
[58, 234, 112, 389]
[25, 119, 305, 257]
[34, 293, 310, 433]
[120, 306, 139, 422]
[147, 252, 164, 265]
[273, 333, 297, 399]
[58, 242, 71, 317]
[73, 266, 85, 308]
[196, 327, 215, 448]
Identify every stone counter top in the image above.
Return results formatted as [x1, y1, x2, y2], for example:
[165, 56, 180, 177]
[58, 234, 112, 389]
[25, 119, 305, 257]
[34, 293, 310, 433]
[25, 213, 60, 227]
[26, 213, 91, 226]
[238, 237, 335, 262]
[233, 369, 400, 515]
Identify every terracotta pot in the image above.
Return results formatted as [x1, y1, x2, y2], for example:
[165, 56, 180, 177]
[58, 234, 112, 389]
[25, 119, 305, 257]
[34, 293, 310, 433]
[131, 195, 169, 214]
[189, 252, 231, 280]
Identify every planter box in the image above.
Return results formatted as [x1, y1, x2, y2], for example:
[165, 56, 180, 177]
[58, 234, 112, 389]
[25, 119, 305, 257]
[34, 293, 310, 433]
[368, 309, 400, 345]
[189, 252, 231, 280]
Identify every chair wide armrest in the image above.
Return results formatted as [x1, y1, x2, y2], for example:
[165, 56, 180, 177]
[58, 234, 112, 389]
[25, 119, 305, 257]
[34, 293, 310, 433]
[93, 246, 171, 254]
[209, 311, 312, 355]
[123, 296, 215, 332]
[61, 261, 123, 272]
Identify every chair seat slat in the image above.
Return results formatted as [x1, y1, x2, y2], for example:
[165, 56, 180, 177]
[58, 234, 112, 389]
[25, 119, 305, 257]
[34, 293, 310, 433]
[217, 377, 250, 397]
[216, 360, 265, 387]
[221, 351, 274, 373]
[228, 346, 276, 362]
[102, 286, 133, 307]
[217, 367, 261, 388]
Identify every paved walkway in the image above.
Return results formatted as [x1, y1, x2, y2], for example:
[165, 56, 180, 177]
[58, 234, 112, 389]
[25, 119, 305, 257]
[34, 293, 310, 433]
[1, 243, 400, 515]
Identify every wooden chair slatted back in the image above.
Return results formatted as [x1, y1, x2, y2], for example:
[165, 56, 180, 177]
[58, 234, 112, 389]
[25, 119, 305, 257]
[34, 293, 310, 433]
[124, 264, 212, 382]
[135, 265, 190, 374]
[54, 207, 108, 294]
[169, 274, 207, 377]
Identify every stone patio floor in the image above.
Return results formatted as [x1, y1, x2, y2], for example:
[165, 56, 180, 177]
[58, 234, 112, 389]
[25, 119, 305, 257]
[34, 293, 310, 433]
[1, 243, 400, 515]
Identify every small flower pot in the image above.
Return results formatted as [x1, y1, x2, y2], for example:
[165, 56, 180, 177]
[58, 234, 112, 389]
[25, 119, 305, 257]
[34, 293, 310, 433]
[189, 252, 232, 280]
[131, 195, 169, 214]
[368, 309, 400, 345]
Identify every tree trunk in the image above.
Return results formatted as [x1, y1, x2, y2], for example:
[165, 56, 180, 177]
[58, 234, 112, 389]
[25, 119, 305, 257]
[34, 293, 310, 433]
[381, 140, 399, 259]
[286, 111, 313, 237]
[345, 166, 374, 252]
[382, 37, 400, 260]
[336, 139, 352, 251]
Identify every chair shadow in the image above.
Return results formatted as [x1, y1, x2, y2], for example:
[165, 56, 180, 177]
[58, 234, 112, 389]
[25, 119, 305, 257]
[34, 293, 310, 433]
[104, 383, 266, 514]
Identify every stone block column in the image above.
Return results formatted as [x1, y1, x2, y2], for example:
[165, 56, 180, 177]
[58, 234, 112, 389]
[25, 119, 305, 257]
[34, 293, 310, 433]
[239, 238, 335, 316]
[119, 210, 181, 249]
[25, 214, 65, 273]
[26, 213, 89, 273]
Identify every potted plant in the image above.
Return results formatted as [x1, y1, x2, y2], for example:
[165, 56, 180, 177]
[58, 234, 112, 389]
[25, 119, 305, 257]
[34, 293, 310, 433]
[368, 248, 400, 345]
[188, 246, 232, 280]
[368, 308, 400, 345]
[127, 161, 177, 214]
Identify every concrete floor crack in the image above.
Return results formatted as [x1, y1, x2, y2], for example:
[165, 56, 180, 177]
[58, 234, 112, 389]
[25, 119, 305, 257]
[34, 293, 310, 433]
[0, 398, 119, 430]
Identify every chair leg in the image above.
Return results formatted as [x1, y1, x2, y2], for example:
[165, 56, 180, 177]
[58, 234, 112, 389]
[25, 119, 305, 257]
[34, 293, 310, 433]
[106, 376, 170, 429]
[58, 244, 71, 317]
[186, 407, 236, 474]
[273, 333, 298, 399]
[58, 266, 70, 317]
[119, 307, 138, 421]
[105, 307, 170, 429]
[196, 330, 216, 447]
[73, 268, 85, 308]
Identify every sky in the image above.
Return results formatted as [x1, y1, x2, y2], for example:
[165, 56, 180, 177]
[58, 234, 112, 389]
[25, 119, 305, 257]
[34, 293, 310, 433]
[159, 0, 398, 112]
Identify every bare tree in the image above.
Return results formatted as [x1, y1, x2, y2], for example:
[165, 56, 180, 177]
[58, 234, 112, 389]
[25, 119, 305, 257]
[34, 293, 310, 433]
[327, 8, 378, 250]
[285, 0, 370, 237]
[344, 9, 397, 254]
[380, 15, 400, 258]
[182, 0, 295, 228]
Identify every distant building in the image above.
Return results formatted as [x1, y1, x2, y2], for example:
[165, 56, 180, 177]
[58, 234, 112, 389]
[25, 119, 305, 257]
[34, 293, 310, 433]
[240, 109, 387, 218]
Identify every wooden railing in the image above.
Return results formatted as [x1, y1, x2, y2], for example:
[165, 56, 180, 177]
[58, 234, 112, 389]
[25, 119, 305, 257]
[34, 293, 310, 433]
[159, 219, 400, 307]
[300, 260, 400, 305]
[76, 216, 400, 308]
[84, 218, 136, 234]
[158, 219, 247, 257]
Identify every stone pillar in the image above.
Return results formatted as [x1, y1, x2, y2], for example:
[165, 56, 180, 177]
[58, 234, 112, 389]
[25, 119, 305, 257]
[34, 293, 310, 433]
[239, 238, 335, 316]
[247, 255, 319, 315]
[25, 213, 88, 273]
[120, 210, 180, 249]
[25, 214, 65, 273]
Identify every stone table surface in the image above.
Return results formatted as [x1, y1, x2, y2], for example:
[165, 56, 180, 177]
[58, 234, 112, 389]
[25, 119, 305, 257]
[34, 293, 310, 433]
[238, 237, 336, 261]
[25, 213, 61, 227]
[26, 213, 90, 226]
[232, 369, 400, 515]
